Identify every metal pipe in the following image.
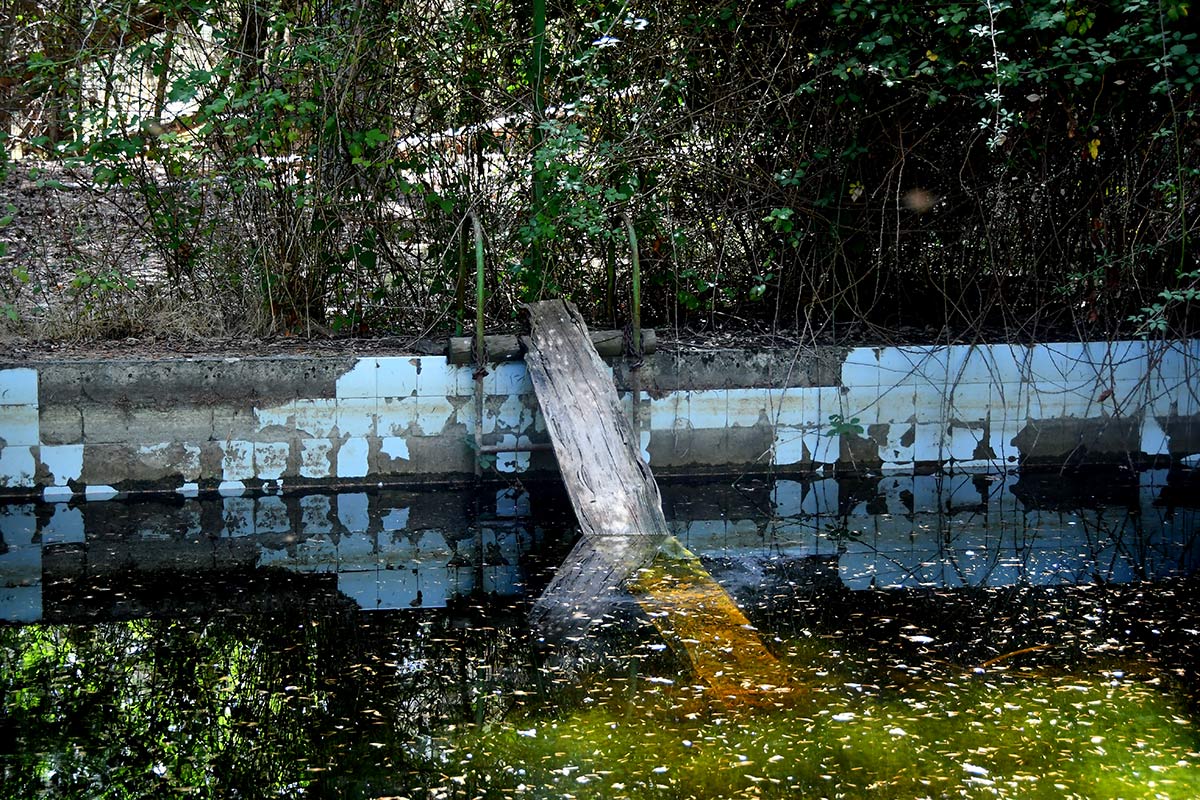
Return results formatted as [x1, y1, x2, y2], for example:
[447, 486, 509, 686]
[477, 442, 555, 455]
[621, 212, 642, 355]
[621, 211, 644, 439]
[468, 209, 485, 478]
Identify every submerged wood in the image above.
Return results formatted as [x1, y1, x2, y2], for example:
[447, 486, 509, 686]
[630, 539, 796, 704]
[525, 300, 797, 706]
[529, 532, 667, 641]
[446, 328, 655, 364]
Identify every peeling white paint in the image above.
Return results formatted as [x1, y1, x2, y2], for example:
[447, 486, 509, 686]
[254, 441, 290, 480]
[774, 387, 838, 428]
[682, 390, 726, 430]
[1142, 416, 1170, 456]
[493, 434, 531, 473]
[377, 357, 419, 398]
[948, 425, 984, 462]
[488, 394, 531, 433]
[221, 440, 255, 481]
[416, 356, 456, 397]
[775, 427, 838, 465]
[41, 485, 73, 502]
[0, 368, 38, 406]
[381, 436, 410, 461]
[0, 404, 39, 446]
[377, 396, 456, 437]
[291, 399, 338, 437]
[85, 484, 119, 501]
[255, 402, 296, 432]
[6, 339, 1200, 493]
[336, 358, 377, 399]
[40, 444, 83, 485]
[773, 428, 807, 466]
[649, 394, 680, 430]
[336, 437, 370, 478]
[131, 442, 201, 482]
[299, 440, 333, 478]
[336, 398, 376, 437]
[486, 362, 533, 395]
[841, 348, 880, 387]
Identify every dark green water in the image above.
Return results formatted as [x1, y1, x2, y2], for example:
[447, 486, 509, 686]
[2, 469, 1198, 798]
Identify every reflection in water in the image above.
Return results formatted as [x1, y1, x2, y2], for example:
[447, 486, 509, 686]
[1, 469, 1198, 797]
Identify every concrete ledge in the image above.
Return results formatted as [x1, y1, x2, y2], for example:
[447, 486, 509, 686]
[3, 340, 1200, 497]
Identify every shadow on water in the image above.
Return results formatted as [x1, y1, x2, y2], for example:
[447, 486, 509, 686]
[1, 467, 1199, 798]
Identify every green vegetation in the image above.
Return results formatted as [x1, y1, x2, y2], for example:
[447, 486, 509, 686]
[0, 0, 1196, 340]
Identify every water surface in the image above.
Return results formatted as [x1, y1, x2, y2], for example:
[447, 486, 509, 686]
[2, 469, 1198, 798]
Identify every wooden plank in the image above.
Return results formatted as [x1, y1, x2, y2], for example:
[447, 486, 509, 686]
[525, 299, 667, 640]
[525, 300, 796, 705]
[522, 299, 669, 539]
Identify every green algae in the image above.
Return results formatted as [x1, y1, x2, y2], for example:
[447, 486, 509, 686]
[437, 657, 1200, 799]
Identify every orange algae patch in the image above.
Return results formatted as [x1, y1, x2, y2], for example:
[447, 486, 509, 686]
[628, 538, 799, 706]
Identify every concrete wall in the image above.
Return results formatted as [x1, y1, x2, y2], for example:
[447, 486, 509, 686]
[2, 339, 1199, 498]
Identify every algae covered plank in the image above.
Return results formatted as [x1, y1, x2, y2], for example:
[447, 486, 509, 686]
[629, 538, 796, 704]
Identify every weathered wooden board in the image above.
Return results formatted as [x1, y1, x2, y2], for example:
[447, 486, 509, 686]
[522, 299, 670, 539]
[525, 299, 669, 640]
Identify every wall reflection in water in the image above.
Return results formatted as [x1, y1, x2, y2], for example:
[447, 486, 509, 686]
[0, 468, 1197, 623]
